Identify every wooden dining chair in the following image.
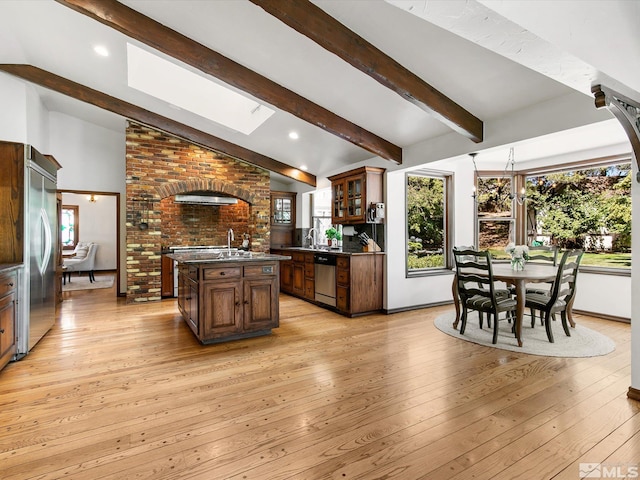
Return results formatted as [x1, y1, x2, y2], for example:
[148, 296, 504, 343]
[453, 248, 517, 344]
[527, 245, 559, 265]
[525, 249, 583, 343]
[523, 245, 559, 325]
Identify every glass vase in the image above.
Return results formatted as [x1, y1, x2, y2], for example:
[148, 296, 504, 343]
[511, 257, 526, 271]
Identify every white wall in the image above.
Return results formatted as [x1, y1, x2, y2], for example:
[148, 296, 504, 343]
[51, 113, 126, 192]
[50, 112, 126, 292]
[62, 193, 117, 271]
[0, 73, 27, 143]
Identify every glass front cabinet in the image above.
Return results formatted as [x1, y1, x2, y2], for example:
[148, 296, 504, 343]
[328, 167, 385, 224]
[272, 192, 294, 225]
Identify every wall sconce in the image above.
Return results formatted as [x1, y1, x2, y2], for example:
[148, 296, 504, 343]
[88, 194, 97, 203]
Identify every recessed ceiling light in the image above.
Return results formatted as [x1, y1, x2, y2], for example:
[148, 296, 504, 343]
[300, 165, 308, 171]
[94, 45, 109, 57]
[288, 131, 299, 140]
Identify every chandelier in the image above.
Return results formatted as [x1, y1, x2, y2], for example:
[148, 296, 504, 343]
[471, 147, 526, 206]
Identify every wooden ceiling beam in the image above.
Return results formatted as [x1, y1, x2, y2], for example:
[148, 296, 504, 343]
[251, 0, 484, 143]
[55, 0, 402, 164]
[0, 64, 316, 186]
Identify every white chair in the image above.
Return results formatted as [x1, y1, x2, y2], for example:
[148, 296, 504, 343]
[63, 242, 99, 282]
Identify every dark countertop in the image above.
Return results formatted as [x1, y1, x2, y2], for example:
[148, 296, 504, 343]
[166, 252, 291, 264]
[0, 263, 23, 273]
[272, 247, 384, 256]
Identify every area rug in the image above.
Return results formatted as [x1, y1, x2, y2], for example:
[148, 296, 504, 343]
[434, 310, 615, 357]
[63, 275, 114, 292]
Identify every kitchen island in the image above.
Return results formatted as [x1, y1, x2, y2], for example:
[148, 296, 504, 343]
[167, 251, 290, 344]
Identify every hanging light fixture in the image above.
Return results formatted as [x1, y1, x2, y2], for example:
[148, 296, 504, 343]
[506, 147, 527, 205]
[88, 194, 97, 203]
[471, 148, 526, 205]
[470, 152, 479, 201]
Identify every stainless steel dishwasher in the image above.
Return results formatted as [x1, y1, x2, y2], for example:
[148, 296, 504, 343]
[314, 253, 337, 307]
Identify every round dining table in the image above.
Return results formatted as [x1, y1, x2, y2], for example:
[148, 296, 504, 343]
[452, 262, 561, 347]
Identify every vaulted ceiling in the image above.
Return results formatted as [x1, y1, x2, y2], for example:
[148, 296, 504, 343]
[0, 0, 638, 186]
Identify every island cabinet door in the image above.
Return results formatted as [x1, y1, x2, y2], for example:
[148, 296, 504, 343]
[243, 276, 278, 331]
[201, 281, 242, 339]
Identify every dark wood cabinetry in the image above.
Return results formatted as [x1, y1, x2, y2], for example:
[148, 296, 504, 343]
[161, 255, 174, 297]
[270, 191, 297, 247]
[273, 248, 383, 316]
[336, 254, 383, 316]
[328, 167, 384, 224]
[0, 269, 18, 370]
[177, 264, 198, 335]
[272, 250, 315, 301]
[177, 260, 280, 344]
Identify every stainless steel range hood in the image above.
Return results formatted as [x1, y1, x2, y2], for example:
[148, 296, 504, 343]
[174, 194, 238, 205]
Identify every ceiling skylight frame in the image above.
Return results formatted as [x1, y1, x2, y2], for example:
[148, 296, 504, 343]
[126, 43, 275, 135]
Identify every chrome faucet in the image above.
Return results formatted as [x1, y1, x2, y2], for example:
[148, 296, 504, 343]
[306, 228, 317, 249]
[227, 228, 234, 254]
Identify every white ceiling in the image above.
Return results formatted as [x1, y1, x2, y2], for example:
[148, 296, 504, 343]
[0, 0, 636, 184]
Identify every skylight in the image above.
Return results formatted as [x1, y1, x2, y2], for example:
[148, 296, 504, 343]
[126, 43, 275, 135]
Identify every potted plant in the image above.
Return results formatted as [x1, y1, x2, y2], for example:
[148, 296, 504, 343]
[325, 227, 342, 247]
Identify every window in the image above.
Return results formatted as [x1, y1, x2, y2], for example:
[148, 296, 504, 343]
[61, 205, 79, 250]
[475, 174, 516, 260]
[311, 188, 333, 245]
[474, 158, 632, 271]
[406, 170, 452, 274]
[524, 161, 631, 270]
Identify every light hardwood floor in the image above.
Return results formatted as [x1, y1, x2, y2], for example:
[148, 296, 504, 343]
[0, 276, 637, 480]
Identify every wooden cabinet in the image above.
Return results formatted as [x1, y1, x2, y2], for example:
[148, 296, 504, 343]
[273, 250, 314, 301]
[0, 269, 18, 370]
[273, 248, 382, 316]
[177, 264, 198, 335]
[161, 255, 174, 297]
[335, 254, 383, 316]
[328, 167, 385, 224]
[243, 264, 279, 331]
[304, 254, 315, 300]
[177, 260, 280, 344]
[202, 277, 242, 339]
[270, 191, 297, 247]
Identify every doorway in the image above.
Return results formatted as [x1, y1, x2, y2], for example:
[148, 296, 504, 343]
[59, 189, 122, 296]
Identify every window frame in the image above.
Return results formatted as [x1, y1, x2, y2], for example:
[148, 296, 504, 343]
[516, 155, 631, 275]
[61, 204, 79, 250]
[405, 169, 454, 278]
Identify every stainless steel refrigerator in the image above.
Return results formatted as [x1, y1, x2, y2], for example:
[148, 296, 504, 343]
[15, 145, 57, 358]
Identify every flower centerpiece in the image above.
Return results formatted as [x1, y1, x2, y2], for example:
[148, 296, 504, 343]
[505, 243, 529, 271]
[325, 227, 342, 247]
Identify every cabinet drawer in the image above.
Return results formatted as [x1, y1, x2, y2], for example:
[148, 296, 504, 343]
[336, 257, 349, 269]
[0, 272, 17, 298]
[244, 264, 276, 277]
[304, 263, 314, 278]
[304, 279, 315, 300]
[203, 267, 241, 280]
[292, 253, 305, 263]
[336, 269, 349, 285]
[336, 286, 349, 311]
[188, 265, 199, 280]
[304, 253, 314, 264]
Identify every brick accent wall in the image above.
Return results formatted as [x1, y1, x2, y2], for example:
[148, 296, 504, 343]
[126, 122, 270, 303]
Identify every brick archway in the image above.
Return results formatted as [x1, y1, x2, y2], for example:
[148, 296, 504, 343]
[126, 123, 271, 303]
[156, 178, 255, 204]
